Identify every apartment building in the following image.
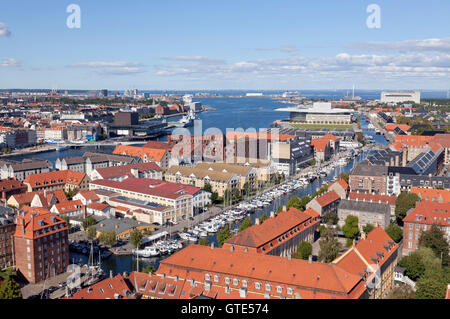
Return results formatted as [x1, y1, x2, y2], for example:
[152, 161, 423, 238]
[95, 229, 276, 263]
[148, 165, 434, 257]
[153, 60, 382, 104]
[402, 201, 450, 256]
[90, 162, 162, 181]
[337, 199, 391, 230]
[89, 178, 197, 222]
[14, 207, 69, 283]
[333, 227, 399, 299]
[23, 170, 90, 193]
[349, 163, 388, 194]
[113, 145, 170, 169]
[306, 190, 341, 217]
[223, 207, 320, 258]
[0, 159, 51, 181]
[0, 207, 16, 269]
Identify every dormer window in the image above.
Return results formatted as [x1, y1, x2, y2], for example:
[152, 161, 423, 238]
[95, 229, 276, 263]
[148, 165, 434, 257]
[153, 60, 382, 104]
[255, 282, 261, 290]
[214, 275, 219, 282]
[287, 287, 293, 295]
[265, 283, 271, 292]
[233, 278, 239, 286]
[205, 273, 211, 281]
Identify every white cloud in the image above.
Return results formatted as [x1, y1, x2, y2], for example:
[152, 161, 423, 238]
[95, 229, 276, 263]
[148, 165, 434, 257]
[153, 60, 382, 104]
[349, 38, 450, 53]
[68, 61, 143, 68]
[255, 45, 299, 53]
[0, 58, 20, 67]
[0, 23, 11, 37]
[162, 56, 225, 64]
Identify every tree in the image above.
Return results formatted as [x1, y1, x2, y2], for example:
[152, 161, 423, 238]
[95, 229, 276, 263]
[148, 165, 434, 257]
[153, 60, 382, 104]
[386, 223, 403, 243]
[342, 215, 360, 247]
[416, 275, 447, 299]
[388, 285, 415, 299]
[142, 265, 156, 274]
[130, 230, 143, 249]
[217, 225, 233, 248]
[0, 276, 22, 299]
[64, 188, 79, 201]
[318, 224, 342, 263]
[287, 196, 301, 210]
[99, 230, 117, 246]
[210, 192, 219, 203]
[82, 216, 97, 230]
[362, 224, 375, 234]
[199, 238, 209, 246]
[419, 224, 450, 266]
[276, 206, 284, 213]
[61, 215, 71, 230]
[299, 196, 312, 211]
[338, 172, 349, 183]
[323, 212, 338, 225]
[238, 217, 253, 232]
[203, 183, 212, 193]
[292, 241, 313, 260]
[259, 212, 268, 224]
[87, 226, 97, 240]
[395, 192, 420, 224]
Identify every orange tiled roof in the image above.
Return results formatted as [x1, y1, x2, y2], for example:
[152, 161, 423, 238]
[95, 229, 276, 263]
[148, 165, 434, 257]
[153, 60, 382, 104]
[329, 179, 348, 191]
[311, 139, 330, 152]
[53, 200, 83, 214]
[314, 190, 340, 207]
[385, 124, 411, 132]
[14, 207, 68, 239]
[411, 187, 450, 203]
[394, 135, 433, 147]
[87, 202, 110, 211]
[403, 200, 450, 226]
[76, 190, 100, 202]
[23, 170, 87, 188]
[348, 192, 397, 206]
[67, 274, 134, 299]
[333, 227, 399, 279]
[224, 207, 320, 249]
[113, 145, 166, 162]
[226, 132, 295, 142]
[156, 244, 367, 299]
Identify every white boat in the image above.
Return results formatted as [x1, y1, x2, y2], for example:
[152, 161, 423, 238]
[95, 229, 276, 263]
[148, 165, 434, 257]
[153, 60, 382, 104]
[173, 109, 197, 127]
[133, 246, 160, 257]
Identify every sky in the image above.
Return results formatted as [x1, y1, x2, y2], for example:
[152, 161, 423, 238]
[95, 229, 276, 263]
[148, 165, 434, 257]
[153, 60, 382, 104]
[0, 0, 449, 90]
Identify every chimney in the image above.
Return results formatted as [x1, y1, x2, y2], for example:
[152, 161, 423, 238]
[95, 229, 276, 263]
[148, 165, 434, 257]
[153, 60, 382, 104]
[270, 211, 275, 218]
[282, 205, 287, 211]
[361, 232, 366, 240]
[110, 270, 113, 278]
[83, 205, 87, 219]
[308, 255, 312, 264]
[255, 218, 260, 225]
[210, 242, 215, 250]
[230, 245, 234, 252]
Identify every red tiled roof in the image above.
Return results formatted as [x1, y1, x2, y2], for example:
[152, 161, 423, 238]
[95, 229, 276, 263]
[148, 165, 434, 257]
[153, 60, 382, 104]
[330, 179, 348, 191]
[94, 162, 162, 179]
[385, 124, 411, 132]
[314, 190, 340, 207]
[348, 192, 397, 206]
[113, 145, 167, 162]
[14, 207, 68, 239]
[224, 207, 320, 249]
[90, 178, 201, 200]
[87, 202, 110, 211]
[333, 227, 399, 279]
[411, 187, 450, 203]
[0, 178, 25, 191]
[157, 244, 367, 299]
[226, 132, 295, 142]
[403, 200, 450, 226]
[23, 170, 87, 188]
[53, 200, 83, 214]
[67, 274, 134, 299]
[76, 190, 100, 202]
[311, 139, 330, 152]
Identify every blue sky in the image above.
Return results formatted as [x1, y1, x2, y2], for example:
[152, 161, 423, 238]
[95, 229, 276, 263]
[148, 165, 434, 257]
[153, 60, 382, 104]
[0, 0, 449, 90]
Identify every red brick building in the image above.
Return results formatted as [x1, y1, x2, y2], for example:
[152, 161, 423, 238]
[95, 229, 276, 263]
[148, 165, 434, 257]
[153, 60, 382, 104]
[333, 227, 399, 299]
[402, 200, 450, 256]
[223, 207, 320, 257]
[14, 207, 69, 283]
[0, 177, 27, 203]
[145, 244, 369, 299]
[349, 163, 388, 195]
[0, 209, 16, 269]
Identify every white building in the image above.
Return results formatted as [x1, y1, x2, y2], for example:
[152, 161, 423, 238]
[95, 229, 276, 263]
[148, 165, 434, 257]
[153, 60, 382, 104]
[381, 91, 421, 104]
